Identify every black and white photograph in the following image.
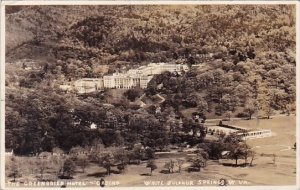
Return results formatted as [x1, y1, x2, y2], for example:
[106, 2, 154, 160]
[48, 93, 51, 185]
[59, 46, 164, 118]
[1, 2, 298, 188]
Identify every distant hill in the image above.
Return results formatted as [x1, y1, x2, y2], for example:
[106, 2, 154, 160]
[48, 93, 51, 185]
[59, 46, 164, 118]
[6, 5, 295, 62]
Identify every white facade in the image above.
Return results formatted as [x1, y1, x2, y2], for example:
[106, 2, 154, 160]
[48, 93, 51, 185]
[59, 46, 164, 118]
[103, 75, 116, 89]
[104, 73, 150, 89]
[140, 75, 153, 89]
[113, 73, 134, 89]
[74, 78, 103, 94]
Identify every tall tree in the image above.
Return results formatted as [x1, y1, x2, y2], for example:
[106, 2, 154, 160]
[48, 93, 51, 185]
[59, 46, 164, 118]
[146, 160, 158, 175]
[62, 158, 76, 178]
[76, 154, 89, 173]
[176, 159, 185, 173]
[99, 151, 114, 176]
[244, 99, 256, 119]
[36, 157, 48, 181]
[8, 156, 21, 182]
[164, 159, 175, 173]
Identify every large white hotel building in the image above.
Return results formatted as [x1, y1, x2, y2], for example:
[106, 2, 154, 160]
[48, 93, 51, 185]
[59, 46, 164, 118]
[60, 62, 189, 93]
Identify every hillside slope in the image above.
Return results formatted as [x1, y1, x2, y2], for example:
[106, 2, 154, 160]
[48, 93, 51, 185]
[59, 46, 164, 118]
[5, 5, 296, 154]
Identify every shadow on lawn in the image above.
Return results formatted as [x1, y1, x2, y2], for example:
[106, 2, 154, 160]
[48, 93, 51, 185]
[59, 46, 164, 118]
[87, 170, 121, 177]
[221, 163, 250, 167]
[140, 173, 152, 176]
[159, 169, 170, 174]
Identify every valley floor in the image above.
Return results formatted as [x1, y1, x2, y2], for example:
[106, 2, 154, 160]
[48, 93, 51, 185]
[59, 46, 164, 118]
[5, 116, 296, 187]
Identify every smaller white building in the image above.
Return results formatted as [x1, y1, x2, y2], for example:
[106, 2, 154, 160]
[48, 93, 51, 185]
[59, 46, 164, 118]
[59, 84, 72, 92]
[90, 123, 97, 130]
[5, 149, 13, 156]
[74, 78, 103, 94]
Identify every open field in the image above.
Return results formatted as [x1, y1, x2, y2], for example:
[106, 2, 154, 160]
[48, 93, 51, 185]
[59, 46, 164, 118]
[105, 116, 296, 186]
[5, 116, 296, 187]
[225, 115, 296, 156]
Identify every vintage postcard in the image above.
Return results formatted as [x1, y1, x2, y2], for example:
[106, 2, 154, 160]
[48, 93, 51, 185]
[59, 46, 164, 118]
[0, 1, 299, 189]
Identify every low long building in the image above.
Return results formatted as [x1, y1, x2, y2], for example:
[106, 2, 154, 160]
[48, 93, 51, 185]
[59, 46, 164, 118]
[237, 129, 272, 140]
[206, 123, 272, 140]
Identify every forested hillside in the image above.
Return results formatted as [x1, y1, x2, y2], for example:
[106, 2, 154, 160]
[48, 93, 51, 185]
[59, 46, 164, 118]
[5, 5, 296, 155]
